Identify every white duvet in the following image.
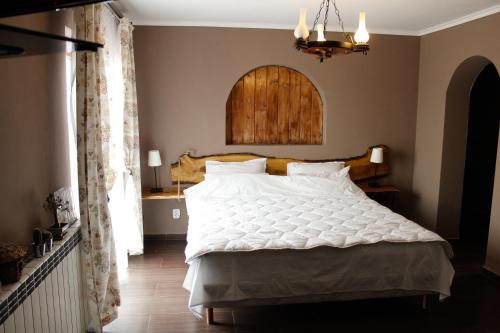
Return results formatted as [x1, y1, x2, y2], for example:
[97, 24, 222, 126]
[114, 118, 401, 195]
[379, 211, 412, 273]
[184, 174, 448, 262]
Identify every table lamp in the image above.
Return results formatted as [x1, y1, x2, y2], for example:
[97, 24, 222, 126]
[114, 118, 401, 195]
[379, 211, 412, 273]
[148, 150, 162, 193]
[369, 147, 384, 187]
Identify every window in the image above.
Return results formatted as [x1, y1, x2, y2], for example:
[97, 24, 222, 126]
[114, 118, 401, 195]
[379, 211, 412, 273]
[65, 26, 79, 215]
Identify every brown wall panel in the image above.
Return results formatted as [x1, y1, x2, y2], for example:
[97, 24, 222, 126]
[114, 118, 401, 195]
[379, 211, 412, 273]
[299, 77, 312, 144]
[289, 70, 301, 144]
[278, 67, 290, 144]
[230, 79, 244, 144]
[265, 66, 279, 143]
[311, 89, 323, 144]
[254, 67, 267, 144]
[227, 65, 323, 145]
[242, 71, 255, 143]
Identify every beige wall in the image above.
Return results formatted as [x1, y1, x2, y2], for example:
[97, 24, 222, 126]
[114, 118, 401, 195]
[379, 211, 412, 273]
[134, 27, 421, 235]
[0, 11, 73, 246]
[412, 13, 500, 273]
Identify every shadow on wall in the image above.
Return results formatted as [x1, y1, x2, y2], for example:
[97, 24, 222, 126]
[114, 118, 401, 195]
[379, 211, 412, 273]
[437, 56, 499, 239]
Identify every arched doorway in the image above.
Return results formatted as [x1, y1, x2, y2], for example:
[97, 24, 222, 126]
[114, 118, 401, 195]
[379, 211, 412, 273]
[437, 56, 500, 267]
[460, 64, 500, 253]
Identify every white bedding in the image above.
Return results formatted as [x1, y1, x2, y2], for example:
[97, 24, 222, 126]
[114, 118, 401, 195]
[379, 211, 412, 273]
[184, 174, 451, 263]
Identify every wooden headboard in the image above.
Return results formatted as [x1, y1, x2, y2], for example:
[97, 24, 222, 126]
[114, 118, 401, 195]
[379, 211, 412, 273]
[170, 145, 389, 184]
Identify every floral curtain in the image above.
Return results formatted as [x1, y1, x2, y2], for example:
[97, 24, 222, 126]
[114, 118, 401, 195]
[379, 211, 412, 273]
[75, 4, 120, 331]
[119, 17, 143, 256]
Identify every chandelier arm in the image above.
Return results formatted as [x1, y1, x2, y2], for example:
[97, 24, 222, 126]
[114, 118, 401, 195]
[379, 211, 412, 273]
[323, 0, 330, 33]
[312, 0, 327, 34]
[331, 0, 349, 39]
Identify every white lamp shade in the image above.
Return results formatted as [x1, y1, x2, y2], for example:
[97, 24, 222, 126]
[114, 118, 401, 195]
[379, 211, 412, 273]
[354, 12, 370, 44]
[316, 24, 326, 42]
[294, 8, 310, 39]
[370, 147, 384, 164]
[148, 150, 162, 167]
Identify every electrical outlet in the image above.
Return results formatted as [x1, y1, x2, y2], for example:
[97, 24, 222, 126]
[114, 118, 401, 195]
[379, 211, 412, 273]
[172, 209, 181, 220]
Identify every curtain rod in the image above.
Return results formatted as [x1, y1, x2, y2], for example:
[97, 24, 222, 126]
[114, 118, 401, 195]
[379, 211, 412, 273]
[105, 2, 123, 20]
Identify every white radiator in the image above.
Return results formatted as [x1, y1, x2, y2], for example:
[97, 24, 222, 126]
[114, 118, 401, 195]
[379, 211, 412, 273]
[0, 229, 87, 333]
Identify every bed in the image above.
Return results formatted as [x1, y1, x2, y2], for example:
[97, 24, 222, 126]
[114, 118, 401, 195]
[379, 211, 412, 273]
[171, 147, 455, 323]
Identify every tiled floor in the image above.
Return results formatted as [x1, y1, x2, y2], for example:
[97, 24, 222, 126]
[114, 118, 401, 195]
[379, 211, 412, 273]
[104, 240, 500, 333]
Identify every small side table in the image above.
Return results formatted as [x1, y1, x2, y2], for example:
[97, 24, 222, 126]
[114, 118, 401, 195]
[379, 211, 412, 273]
[142, 187, 184, 200]
[358, 184, 400, 210]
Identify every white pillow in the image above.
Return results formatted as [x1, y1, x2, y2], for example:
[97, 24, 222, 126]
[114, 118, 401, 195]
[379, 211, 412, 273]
[287, 161, 345, 177]
[205, 158, 267, 175]
[329, 165, 351, 180]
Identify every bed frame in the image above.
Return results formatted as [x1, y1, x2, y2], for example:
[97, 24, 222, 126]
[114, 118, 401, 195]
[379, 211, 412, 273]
[170, 145, 439, 324]
[170, 145, 389, 184]
[204, 293, 438, 325]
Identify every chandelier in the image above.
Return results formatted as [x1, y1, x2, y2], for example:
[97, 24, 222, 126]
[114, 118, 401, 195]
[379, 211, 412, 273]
[294, 0, 370, 62]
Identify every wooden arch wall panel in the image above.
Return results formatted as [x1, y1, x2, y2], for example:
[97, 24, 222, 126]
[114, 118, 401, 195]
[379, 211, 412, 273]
[226, 65, 323, 145]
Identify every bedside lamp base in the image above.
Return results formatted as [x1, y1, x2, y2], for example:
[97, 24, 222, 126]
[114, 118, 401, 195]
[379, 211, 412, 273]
[369, 148, 384, 189]
[150, 165, 162, 194]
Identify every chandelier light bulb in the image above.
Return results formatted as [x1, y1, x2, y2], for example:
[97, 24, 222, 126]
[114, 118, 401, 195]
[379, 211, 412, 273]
[294, 7, 310, 40]
[354, 12, 369, 44]
[316, 24, 326, 42]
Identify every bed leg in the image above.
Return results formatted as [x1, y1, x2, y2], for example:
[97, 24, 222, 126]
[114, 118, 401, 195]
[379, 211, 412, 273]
[205, 307, 214, 325]
[422, 295, 428, 310]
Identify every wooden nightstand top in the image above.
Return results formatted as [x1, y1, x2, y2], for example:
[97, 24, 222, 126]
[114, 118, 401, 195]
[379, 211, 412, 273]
[142, 185, 399, 199]
[358, 184, 400, 193]
[142, 187, 184, 200]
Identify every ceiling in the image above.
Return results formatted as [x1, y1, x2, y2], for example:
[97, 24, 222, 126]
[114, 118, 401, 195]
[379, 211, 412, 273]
[117, 0, 500, 36]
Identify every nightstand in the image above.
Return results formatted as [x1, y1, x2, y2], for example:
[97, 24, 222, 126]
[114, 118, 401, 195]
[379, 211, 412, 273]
[142, 187, 184, 200]
[358, 184, 400, 210]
